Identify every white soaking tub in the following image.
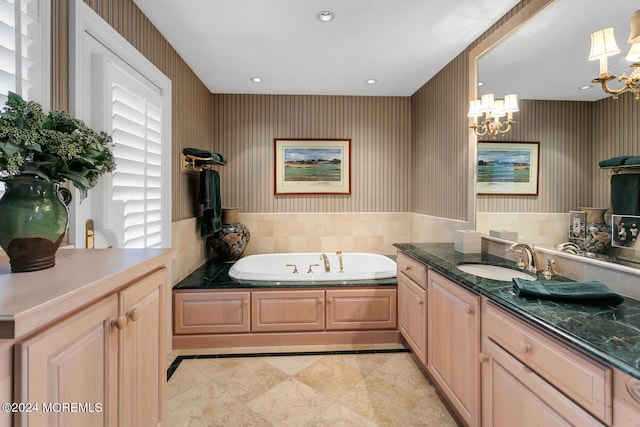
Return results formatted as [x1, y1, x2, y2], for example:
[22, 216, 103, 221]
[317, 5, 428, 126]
[228, 252, 397, 282]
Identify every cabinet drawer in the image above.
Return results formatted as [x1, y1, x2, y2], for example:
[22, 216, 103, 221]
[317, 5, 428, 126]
[252, 290, 325, 332]
[326, 288, 397, 330]
[397, 252, 427, 288]
[483, 301, 612, 424]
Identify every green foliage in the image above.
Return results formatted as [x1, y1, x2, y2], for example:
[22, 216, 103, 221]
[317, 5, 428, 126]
[0, 92, 116, 199]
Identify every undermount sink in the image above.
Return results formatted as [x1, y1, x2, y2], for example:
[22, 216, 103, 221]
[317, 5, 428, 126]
[457, 263, 536, 282]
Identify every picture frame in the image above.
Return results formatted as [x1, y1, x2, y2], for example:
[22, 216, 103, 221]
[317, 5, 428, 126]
[569, 210, 587, 241]
[476, 141, 540, 196]
[274, 138, 351, 195]
[612, 214, 640, 249]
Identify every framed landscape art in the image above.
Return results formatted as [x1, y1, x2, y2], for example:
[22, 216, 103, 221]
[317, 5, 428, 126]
[477, 141, 540, 196]
[274, 138, 351, 195]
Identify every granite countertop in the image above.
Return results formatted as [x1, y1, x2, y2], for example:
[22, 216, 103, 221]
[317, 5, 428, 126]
[394, 242, 640, 380]
[173, 257, 398, 289]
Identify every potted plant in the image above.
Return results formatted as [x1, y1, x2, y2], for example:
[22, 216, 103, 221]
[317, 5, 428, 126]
[0, 92, 116, 272]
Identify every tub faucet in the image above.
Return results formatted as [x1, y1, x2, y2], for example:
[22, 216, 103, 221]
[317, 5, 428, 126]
[319, 253, 331, 273]
[507, 243, 538, 273]
[336, 251, 344, 273]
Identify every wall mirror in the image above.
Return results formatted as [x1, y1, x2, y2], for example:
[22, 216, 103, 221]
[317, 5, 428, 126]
[470, 0, 640, 268]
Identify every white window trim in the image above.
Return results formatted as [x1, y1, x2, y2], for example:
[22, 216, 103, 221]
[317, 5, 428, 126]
[68, 0, 172, 249]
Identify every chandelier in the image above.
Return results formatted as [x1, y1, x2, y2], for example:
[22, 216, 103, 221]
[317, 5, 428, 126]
[467, 93, 519, 137]
[588, 10, 640, 99]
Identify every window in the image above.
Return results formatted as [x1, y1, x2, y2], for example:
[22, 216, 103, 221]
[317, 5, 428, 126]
[70, 0, 171, 249]
[109, 62, 164, 248]
[0, 0, 49, 195]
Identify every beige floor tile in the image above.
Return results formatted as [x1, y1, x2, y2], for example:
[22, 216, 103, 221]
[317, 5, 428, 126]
[167, 351, 457, 427]
[262, 354, 325, 376]
[247, 377, 334, 426]
[306, 402, 379, 427]
[209, 358, 291, 403]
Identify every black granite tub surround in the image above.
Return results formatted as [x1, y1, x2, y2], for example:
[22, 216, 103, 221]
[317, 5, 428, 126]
[393, 242, 640, 379]
[173, 256, 398, 289]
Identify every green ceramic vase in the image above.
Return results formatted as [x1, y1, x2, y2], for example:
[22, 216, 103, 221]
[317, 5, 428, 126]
[0, 176, 72, 272]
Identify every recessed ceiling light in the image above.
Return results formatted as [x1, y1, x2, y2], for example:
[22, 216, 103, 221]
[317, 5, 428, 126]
[579, 84, 593, 90]
[250, 77, 262, 83]
[478, 81, 486, 87]
[365, 79, 377, 85]
[318, 11, 334, 22]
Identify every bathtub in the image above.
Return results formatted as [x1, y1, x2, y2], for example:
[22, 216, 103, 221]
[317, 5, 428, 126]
[228, 252, 397, 282]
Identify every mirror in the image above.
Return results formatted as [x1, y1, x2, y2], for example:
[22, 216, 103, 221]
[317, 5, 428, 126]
[471, 0, 640, 267]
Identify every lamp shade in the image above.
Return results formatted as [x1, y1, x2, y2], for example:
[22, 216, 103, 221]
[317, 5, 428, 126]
[467, 100, 482, 117]
[629, 10, 640, 44]
[489, 100, 506, 118]
[479, 94, 495, 113]
[589, 28, 621, 60]
[626, 43, 640, 63]
[502, 94, 519, 112]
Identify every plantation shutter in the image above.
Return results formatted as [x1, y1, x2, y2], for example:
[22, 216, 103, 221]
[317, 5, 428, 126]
[109, 63, 164, 248]
[0, 0, 40, 103]
[0, 0, 46, 196]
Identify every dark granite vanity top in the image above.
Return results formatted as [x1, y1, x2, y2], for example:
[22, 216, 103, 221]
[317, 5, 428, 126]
[394, 242, 640, 380]
[173, 257, 398, 289]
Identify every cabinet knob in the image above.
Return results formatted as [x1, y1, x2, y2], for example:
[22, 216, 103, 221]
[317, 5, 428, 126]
[418, 299, 424, 305]
[478, 353, 489, 363]
[465, 306, 474, 315]
[128, 308, 141, 322]
[404, 266, 411, 271]
[112, 316, 128, 329]
[626, 377, 640, 403]
[327, 298, 333, 304]
[519, 342, 532, 354]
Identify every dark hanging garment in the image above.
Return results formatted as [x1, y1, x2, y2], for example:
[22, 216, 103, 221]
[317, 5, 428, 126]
[199, 169, 222, 237]
[611, 173, 640, 216]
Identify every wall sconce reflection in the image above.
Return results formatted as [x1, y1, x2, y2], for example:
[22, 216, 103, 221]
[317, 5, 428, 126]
[467, 93, 519, 137]
[588, 10, 640, 99]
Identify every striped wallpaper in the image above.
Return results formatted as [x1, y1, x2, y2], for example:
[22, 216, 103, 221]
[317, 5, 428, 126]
[211, 94, 411, 213]
[51, 0, 637, 223]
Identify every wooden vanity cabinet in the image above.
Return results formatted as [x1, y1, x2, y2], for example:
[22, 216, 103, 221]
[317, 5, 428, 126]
[481, 300, 612, 426]
[427, 269, 481, 427]
[13, 266, 168, 427]
[396, 259, 427, 365]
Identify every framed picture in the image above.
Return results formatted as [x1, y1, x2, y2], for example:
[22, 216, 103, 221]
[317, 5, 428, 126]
[612, 214, 640, 249]
[274, 138, 351, 195]
[569, 210, 586, 240]
[477, 141, 540, 196]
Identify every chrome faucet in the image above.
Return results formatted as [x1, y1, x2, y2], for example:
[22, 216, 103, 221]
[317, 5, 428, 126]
[507, 243, 538, 273]
[319, 253, 331, 273]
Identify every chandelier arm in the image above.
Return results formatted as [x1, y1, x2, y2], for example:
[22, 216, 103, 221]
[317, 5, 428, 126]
[593, 75, 632, 98]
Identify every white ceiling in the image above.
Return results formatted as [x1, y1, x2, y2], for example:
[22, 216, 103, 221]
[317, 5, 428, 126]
[131, 0, 521, 96]
[479, 0, 638, 102]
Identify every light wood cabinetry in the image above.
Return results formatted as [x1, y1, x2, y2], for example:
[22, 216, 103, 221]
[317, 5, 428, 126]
[427, 269, 481, 427]
[251, 289, 325, 332]
[173, 287, 399, 348]
[174, 291, 250, 334]
[397, 267, 427, 364]
[482, 300, 612, 426]
[613, 369, 640, 426]
[0, 249, 175, 427]
[326, 288, 396, 330]
[14, 295, 119, 427]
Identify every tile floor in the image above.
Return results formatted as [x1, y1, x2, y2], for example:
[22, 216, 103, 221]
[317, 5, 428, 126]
[166, 346, 457, 427]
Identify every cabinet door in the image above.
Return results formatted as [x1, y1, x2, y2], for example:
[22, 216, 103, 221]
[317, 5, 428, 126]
[251, 290, 324, 332]
[397, 273, 426, 365]
[14, 294, 119, 427]
[482, 338, 604, 426]
[119, 268, 166, 427]
[325, 288, 396, 330]
[174, 290, 250, 334]
[427, 270, 480, 427]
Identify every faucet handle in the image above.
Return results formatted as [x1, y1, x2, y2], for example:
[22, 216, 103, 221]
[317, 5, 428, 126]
[307, 264, 320, 273]
[286, 264, 299, 273]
